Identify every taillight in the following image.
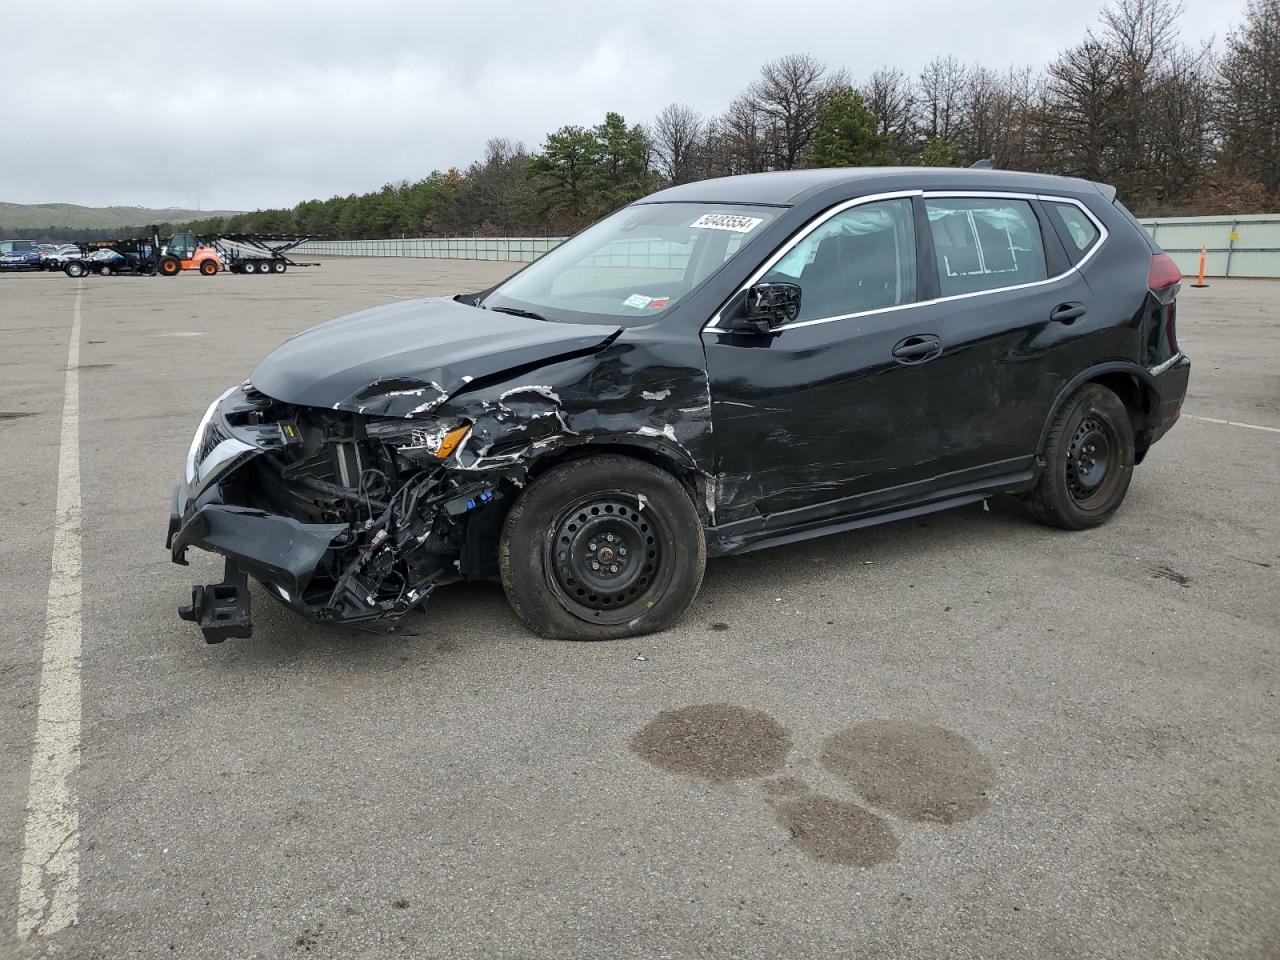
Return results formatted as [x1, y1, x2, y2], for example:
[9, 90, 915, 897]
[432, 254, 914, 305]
[1148, 252, 1182, 291]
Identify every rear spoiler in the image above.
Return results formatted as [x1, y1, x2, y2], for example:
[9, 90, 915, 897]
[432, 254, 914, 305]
[1092, 181, 1118, 203]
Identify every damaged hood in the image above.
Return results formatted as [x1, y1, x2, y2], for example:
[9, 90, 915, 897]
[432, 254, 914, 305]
[250, 296, 621, 417]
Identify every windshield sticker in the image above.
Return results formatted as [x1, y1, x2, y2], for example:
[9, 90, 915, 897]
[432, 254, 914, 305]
[690, 213, 764, 233]
[647, 297, 670, 310]
[623, 293, 653, 309]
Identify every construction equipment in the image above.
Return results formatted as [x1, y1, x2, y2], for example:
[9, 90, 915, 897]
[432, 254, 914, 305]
[213, 235, 319, 274]
[158, 231, 222, 276]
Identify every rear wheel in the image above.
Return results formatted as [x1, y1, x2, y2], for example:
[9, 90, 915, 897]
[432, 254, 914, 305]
[96, 264, 112, 277]
[499, 455, 706, 640]
[271, 260, 286, 274]
[199, 258, 218, 276]
[158, 256, 180, 277]
[243, 261, 258, 274]
[1025, 383, 1135, 530]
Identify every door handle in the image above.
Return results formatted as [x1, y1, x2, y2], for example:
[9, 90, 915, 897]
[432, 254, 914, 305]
[891, 334, 942, 363]
[1050, 302, 1086, 324]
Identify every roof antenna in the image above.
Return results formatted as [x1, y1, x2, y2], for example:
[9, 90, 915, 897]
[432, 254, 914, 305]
[969, 158, 994, 169]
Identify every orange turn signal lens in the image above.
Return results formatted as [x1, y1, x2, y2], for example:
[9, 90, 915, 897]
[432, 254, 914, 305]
[435, 424, 471, 459]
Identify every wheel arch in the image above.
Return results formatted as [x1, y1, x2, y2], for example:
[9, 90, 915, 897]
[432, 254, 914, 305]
[1037, 362, 1161, 463]
[523, 437, 709, 520]
[457, 436, 709, 584]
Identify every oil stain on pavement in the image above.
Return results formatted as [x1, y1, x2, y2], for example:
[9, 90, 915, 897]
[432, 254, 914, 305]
[820, 720, 996, 824]
[632, 705, 997, 867]
[772, 794, 899, 867]
[630, 704, 791, 782]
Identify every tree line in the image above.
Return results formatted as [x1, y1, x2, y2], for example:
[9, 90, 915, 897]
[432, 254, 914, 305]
[10, 0, 1278, 244]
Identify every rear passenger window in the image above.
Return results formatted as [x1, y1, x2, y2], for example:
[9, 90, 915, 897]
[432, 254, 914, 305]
[1048, 201, 1101, 260]
[925, 198, 1047, 296]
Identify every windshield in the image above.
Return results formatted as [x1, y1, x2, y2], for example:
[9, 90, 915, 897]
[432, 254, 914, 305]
[484, 202, 778, 323]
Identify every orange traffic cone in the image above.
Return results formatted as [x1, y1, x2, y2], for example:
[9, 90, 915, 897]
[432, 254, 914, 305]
[1191, 245, 1209, 288]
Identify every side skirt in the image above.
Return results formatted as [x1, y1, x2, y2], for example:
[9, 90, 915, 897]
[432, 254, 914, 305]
[705, 464, 1038, 557]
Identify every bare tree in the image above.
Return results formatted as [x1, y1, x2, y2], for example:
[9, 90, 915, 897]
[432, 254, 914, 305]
[651, 103, 706, 185]
[707, 92, 772, 176]
[916, 55, 969, 143]
[862, 67, 916, 158]
[750, 53, 849, 169]
[1218, 0, 1280, 194]
[1039, 37, 1121, 182]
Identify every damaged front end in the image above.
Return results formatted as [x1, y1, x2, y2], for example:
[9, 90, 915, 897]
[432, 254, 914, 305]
[167, 383, 506, 642]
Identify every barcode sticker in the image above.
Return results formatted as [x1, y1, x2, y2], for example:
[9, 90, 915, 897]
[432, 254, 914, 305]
[690, 213, 764, 233]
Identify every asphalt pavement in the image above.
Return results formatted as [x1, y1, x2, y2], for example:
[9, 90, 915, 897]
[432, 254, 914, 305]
[1, 260, 1277, 959]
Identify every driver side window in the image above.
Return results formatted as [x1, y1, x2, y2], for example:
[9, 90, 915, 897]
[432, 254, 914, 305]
[765, 198, 917, 323]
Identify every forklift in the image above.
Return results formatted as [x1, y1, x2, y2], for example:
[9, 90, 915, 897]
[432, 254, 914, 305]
[158, 231, 222, 276]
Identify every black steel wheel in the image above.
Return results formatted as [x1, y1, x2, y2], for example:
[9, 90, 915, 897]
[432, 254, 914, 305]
[544, 495, 675, 626]
[1025, 383, 1135, 530]
[500, 454, 705, 640]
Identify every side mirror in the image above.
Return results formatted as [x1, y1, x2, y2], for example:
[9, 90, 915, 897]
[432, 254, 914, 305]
[732, 282, 801, 333]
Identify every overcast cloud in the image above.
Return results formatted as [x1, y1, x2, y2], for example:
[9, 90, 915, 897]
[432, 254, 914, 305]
[0, 0, 1243, 211]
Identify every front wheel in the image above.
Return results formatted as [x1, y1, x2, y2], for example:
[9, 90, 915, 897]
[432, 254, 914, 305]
[158, 256, 180, 277]
[199, 258, 218, 276]
[499, 454, 706, 640]
[64, 261, 86, 278]
[1025, 383, 1135, 530]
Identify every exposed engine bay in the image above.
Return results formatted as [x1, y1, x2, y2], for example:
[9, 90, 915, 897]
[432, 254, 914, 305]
[168, 384, 511, 640]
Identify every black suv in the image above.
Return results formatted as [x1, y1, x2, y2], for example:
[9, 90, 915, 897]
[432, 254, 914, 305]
[168, 168, 1189, 643]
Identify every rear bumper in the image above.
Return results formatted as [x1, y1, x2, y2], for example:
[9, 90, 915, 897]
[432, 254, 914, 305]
[1149, 352, 1191, 444]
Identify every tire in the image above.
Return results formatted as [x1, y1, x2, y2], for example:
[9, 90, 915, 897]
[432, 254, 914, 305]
[1025, 383, 1135, 530]
[97, 264, 112, 277]
[64, 261, 86, 278]
[243, 261, 258, 274]
[271, 260, 286, 274]
[499, 454, 706, 641]
[199, 258, 217, 276]
[159, 256, 180, 277]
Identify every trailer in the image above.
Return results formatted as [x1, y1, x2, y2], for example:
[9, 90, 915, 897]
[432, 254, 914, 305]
[63, 227, 163, 277]
[213, 235, 320, 274]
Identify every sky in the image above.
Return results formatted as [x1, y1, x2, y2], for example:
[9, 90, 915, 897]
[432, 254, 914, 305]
[0, 0, 1247, 212]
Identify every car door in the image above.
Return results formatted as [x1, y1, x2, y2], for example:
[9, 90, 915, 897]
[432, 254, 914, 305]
[910, 193, 1098, 468]
[702, 194, 978, 527]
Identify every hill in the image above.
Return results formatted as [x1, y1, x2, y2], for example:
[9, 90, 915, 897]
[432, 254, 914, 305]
[0, 201, 242, 231]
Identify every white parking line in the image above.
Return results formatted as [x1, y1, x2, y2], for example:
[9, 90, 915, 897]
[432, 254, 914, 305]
[17, 281, 84, 938]
[1184, 414, 1280, 435]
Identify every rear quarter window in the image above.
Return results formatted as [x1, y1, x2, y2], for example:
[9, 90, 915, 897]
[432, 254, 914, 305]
[1047, 201, 1103, 264]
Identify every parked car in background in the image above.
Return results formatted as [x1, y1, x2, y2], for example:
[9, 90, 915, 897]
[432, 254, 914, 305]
[37, 243, 83, 270]
[0, 240, 44, 271]
[169, 167, 1190, 645]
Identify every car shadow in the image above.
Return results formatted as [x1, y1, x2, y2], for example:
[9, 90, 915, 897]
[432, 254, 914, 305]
[207, 494, 1036, 670]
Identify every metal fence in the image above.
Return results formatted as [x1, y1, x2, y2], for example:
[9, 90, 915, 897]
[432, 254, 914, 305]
[1137, 214, 1280, 279]
[298, 215, 1280, 278]
[296, 236, 566, 262]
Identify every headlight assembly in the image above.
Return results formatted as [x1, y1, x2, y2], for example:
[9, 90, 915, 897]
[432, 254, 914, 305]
[366, 418, 472, 462]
